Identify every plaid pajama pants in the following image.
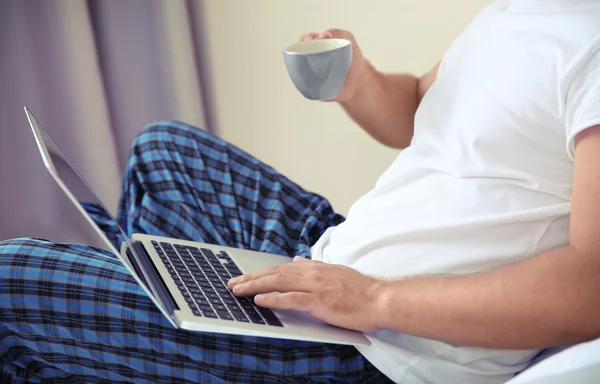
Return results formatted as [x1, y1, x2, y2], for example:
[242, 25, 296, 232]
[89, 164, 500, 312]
[0, 121, 390, 383]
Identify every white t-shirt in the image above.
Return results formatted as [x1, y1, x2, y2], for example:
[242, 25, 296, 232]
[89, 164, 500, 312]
[310, 1, 600, 382]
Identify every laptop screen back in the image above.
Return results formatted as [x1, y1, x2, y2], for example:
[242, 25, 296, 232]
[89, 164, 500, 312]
[24, 106, 180, 326]
[25, 107, 133, 255]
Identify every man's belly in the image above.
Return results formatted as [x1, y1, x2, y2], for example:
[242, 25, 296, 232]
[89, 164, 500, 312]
[312, 162, 571, 278]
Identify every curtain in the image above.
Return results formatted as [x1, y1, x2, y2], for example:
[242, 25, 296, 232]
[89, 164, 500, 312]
[0, 0, 215, 242]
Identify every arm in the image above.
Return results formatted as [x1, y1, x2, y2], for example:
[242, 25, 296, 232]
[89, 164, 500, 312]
[340, 61, 440, 149]
[229, 127, 600, 350]
[300, 29, 439, 149]
[373, 126, 600, 349]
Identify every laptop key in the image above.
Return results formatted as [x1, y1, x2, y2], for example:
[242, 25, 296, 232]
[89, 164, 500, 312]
[202, 285, 216, 293]
[222, 297, 239, 306]
[205, 292, 219, 300]
[237, 296, 253, 305]
[198, 305, 213, 312]
[192, 309, 202, 317]
[208, 297, 223, 305]
[217, 271, 231, 279]
[247, 312, 266, 325]
[230, 310, 249, 322]
[215, 287, 231, 295]
[213, 304, 228, 312]
[203, 311, 217, 318]
[201, 248, 218, 258]
[181, 291, 190, 298]
[217, 311, 233, 321]
[224, 263, 241, 272]
[257, 307, 283, 327]
[195, 298, 209, 306]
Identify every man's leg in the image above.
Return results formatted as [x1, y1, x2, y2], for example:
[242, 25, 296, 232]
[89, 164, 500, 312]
[0, 122, 390, 383]
[115, 120, 343, 257]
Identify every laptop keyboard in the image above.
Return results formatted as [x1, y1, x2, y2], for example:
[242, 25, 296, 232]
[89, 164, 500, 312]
[151, 241, 283, 327]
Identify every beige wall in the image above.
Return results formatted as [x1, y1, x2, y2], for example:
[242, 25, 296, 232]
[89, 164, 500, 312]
[202, 0, 489, 215]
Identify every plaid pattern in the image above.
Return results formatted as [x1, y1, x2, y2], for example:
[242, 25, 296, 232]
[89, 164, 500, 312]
[0, 121, 390, 383]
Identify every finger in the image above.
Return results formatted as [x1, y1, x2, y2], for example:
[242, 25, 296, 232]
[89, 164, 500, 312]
[298, 32, 319, 42]
[317, 31, 334, 39]
[255, 292, 315, 311]
[228, 262, 304, 288]
[324, 28, 344, 38]
[232, 272, 312, 296]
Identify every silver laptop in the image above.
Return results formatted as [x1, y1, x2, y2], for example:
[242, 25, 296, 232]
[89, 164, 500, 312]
[25, 106, 371, 347]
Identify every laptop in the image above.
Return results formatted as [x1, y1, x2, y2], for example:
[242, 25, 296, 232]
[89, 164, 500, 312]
[24, 107, 371, 346]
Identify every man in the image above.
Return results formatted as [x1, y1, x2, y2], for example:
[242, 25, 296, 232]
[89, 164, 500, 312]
[1, 0, 599, 383]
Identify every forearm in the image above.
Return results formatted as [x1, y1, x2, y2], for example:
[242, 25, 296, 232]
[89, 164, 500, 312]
[339, 62, 421, 149]
[374, 245, 600, 349]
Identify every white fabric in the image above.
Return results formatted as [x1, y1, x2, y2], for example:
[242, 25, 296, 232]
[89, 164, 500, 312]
[505, 338, 600, 384]
[310, 0, 600, 382]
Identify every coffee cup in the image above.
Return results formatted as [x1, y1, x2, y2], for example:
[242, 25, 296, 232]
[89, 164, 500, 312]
[283, 38, 352, 100]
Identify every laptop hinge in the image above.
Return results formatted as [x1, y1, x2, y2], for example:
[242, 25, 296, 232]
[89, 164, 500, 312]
[126, 241, 180, 314]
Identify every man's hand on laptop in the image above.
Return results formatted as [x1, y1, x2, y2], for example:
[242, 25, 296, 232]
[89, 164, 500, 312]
[228, 257, 385, 333]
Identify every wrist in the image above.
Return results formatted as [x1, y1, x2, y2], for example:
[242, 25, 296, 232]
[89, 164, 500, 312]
[368, 278, 397, 332]
[339, 59, 380, 104]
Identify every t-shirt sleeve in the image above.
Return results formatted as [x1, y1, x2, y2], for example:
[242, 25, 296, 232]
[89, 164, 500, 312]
[565, 50, 600, 161]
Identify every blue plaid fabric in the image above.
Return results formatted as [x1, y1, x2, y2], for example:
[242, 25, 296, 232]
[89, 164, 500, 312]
[0, 122, 390, 383]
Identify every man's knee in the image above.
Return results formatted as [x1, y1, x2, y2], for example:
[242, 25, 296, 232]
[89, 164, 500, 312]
[133, 120, 216, 150]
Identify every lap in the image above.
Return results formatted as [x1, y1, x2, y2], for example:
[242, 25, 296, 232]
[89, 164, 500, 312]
[0, 238, 383, 383]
